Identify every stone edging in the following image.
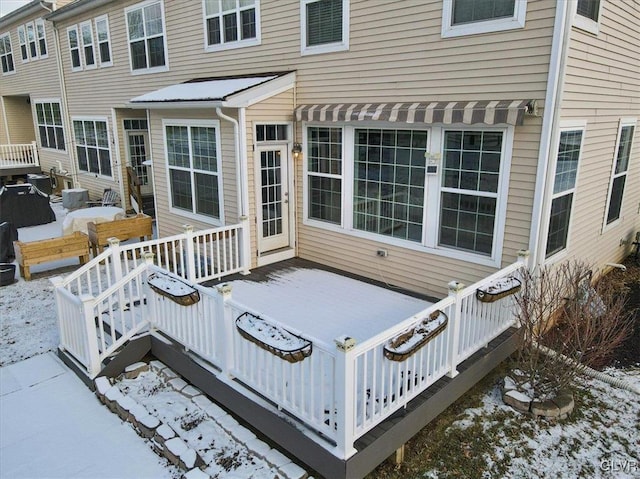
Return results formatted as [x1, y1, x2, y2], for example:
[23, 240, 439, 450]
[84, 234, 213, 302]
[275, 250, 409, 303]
[94, 360, 309, 479]
[501, 376, 575, 420]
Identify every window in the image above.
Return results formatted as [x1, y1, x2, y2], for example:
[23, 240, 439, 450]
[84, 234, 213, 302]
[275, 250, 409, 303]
[124, 119, 148, 130]
[126, 0, 167, 73]
[73, 119, 112, 177]
[17, 26, 27, 62]
[304, 124, 510, 264]
[35, 102, 65, 150]
[605, 122, 635, 225]
[442, 0, 527, 37]
[67, 26, 82, 70]
[546, 129, 583, 259]
[165, 122, 223, 220]
[203, 0, 260, 51]
[440, 131, 502, 255]
[301, 0, 349, 55]
[26, 23, 37, 59]
[255, 124, 288, 142]
[0, 33, 15, 74]
[354, 129, 427, 242]
[80, 22, 96, 68]
[95, 16, 112, 66]
[574, 0, 601, 34]
[307, 127, 343, 224]
[35, 19, 47, 58]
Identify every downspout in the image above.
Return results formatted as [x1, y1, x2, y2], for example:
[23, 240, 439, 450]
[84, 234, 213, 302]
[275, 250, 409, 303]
[528, 0, 573, 267]
[216, 106, 251, 274]
[51, 20, 80, 188]
[146, 108, 160, 235]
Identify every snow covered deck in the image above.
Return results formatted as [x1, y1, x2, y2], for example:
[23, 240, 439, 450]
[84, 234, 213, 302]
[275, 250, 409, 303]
[216, 260, 434, 347]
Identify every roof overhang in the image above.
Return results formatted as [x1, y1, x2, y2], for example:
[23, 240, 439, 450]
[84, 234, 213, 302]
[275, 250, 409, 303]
[128, 72, 296, 110]
[296, 100, 537, 126]
[45, 0, 113, 23]
[0, 1, 54, 29]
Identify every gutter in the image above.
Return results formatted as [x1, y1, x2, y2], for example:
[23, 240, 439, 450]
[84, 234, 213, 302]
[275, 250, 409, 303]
[528, 0, 573, 267]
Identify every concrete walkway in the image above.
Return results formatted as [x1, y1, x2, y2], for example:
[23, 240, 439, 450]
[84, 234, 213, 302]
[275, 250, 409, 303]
[0, 353, 176, 479]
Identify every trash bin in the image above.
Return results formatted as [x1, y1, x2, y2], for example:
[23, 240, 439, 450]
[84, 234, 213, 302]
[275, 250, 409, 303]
[27, 173, 53, 195]
[0, 263, 16, 286]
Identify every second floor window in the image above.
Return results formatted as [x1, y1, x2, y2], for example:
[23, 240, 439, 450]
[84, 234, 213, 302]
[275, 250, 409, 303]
[35, 19, 47, 58]
[17, 26, 27, 61]
[0, 33, 15, 74]
[95, 16, 112, 66]
[576, 0, 600, 22]
[35, 102, 65, 151]
[126, 0, 167, 72]
[80, 21, 96, 68]
[302, 0, 349, 55]
[452, 0, 516, 24]
[67, 26, 82, 70]
[204, 0, 260, 50]
[26, 23, 37, 59]
[442, 0, 527, 37]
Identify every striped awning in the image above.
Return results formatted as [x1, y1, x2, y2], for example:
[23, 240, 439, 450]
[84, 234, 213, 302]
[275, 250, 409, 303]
[295, 100, 534, 126]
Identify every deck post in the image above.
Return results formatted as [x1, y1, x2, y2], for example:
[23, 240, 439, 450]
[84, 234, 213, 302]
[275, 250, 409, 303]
[447, 281, 465, 378]
[334, 335, 358, 460]
[80, 293, 101, 378]
[216, 283, 235, 378]
[183, 225, 197, 282]
[240, 217, 251, 276]
[142, 252, 156, 328]
[50, 276, 66, 351]
[517, 249, 530, 268]
[30, 140, 39, 165]
[107, 238, 123, 283]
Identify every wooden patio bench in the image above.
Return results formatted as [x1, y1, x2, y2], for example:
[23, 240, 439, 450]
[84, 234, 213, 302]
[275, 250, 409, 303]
[14, 231, 90, 281]
[87, 213, 153, 256]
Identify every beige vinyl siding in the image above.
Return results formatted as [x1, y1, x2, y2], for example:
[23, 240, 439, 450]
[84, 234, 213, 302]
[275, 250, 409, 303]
[2, 96, 35, 143]
[52, 0, 556, 296]
[148, 108, 238, 238]
[556, 0, 640, 268]
[244, 89, 295, 267]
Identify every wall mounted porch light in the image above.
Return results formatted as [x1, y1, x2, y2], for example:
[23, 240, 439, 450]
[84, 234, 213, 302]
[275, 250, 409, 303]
[292, 143, 302, 160]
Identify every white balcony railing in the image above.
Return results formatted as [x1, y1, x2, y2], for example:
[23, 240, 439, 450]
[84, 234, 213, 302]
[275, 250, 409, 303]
[0, 142, 39, 168]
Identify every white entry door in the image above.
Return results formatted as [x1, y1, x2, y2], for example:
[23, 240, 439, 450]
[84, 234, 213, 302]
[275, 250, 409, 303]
[258, 146, 290, 252]
[126, 131, 152, 196]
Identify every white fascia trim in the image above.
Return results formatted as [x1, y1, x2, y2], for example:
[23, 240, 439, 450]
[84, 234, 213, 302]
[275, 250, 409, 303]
[226, 72, 296, 107]
[529, 0, 572, 267]
[441, 0, 527, 38]
[127, 101, 222, 109]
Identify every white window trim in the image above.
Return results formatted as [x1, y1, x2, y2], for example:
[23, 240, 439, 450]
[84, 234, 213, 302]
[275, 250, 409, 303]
[602, 118, 636, 232]
[94, 15, 113, 67]
[162, 119, 225, 225]
[573, 0, 602, 36]
[67, 25, 82, 71]
[301, 0, 350, 56]
[0, 32, 16, 76]
[544, 121, 587, 263]
[33, 98, 65, 152]
[72, 116, 114, 180]
[25, 22, 38, 60]
[125, 0, 169, 75]
[441, 0, 527, 38]
[301, 122, 513, 267]
[79, 21, 97, 70]
[202, 0, 262, 53]
[35, 18, 47, 59]
[17, 25, 28, 63]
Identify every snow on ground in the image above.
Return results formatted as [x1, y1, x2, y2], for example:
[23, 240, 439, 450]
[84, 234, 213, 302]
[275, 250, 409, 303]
[0, 353, 180, 479]
[423, 371, 640, 479]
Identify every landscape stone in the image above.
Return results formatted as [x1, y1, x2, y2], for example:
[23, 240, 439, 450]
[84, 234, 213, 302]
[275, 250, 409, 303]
[104, 387, 124, 414]
[169, 377, 188, 391]
[161, 368, 179, 381]
[124, 362, 149, 379]
[553, 390, 575, 416]
[94, 376, 111, 401]
[182, 468, 210, 479]
[531, 399, 560, 419]
[181, 385, 202, 398]
[244, 438, 272, 459]
[149, 360, 168, 373]
[264, 448, 291, 468]
[279, 461, 308, 479]
[155, 424, 176, 445]
[164, 437, 188, 467]
[503, 389, 531, 413]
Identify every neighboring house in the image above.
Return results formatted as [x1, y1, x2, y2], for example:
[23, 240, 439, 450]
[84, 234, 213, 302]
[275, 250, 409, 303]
[7, 0, 640, 477]
[0, 1, 75, 187]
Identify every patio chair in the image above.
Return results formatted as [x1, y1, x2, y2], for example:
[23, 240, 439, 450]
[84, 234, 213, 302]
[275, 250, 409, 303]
[86, 188, 120, 208]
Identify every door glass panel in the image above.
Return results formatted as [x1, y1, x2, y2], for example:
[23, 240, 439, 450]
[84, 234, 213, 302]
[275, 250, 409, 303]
[261, 150, 283, 238]
[129, 133, 148, 185]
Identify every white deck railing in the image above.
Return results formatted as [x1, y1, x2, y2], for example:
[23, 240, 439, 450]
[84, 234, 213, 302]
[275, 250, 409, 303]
[53, 246, 528, 459]
[0, 142, 39, 168]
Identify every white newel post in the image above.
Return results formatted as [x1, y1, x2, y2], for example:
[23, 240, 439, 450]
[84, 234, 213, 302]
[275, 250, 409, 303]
[240, 216, 251, 275]
[143, 252, 155, 328]
[447, 280, 465, 378]
[107, 237, 123, 283]
[216, 283, 235, 378]
[334, 335, 358, 459]
[80, 293, 101, 378]
[31, 141, 39, 165]
[50, 276, 66, 351]
[183, 225, 196, 282]
[517, 249, 530, 269]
